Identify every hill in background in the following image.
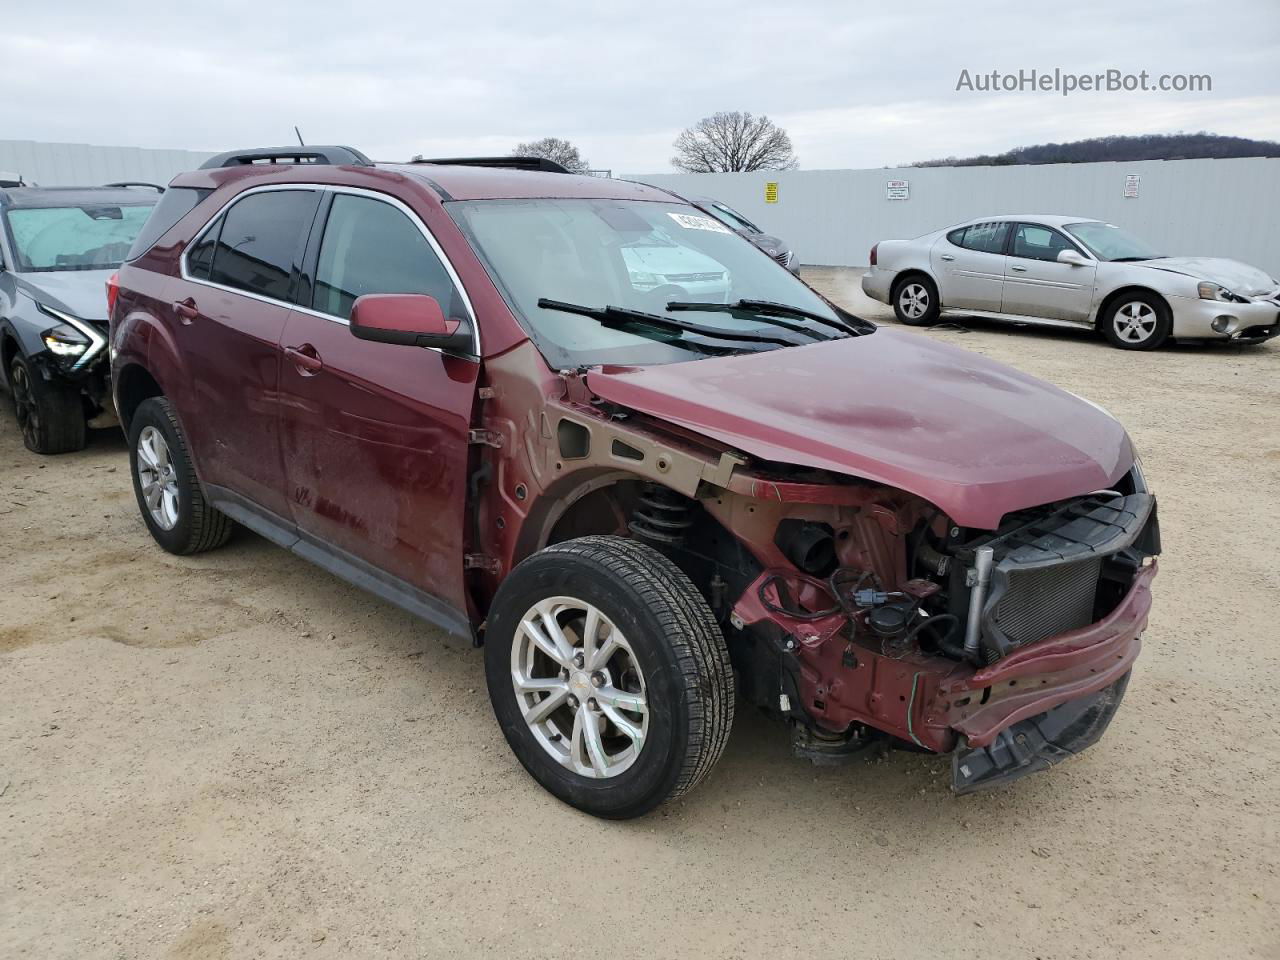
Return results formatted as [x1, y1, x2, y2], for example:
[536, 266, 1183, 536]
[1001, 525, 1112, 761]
[913, 132, 1280, 167]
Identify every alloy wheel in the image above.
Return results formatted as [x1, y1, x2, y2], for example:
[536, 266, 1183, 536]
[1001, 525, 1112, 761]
[136, 425, 180, 530]
[10, 362, 39, 449]
[511, 596, 649, 779]
[899, 283, 930, 320]
[1113, 300, 1158, 344]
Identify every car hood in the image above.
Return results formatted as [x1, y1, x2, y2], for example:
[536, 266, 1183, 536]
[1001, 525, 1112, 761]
[13, 270, 114, 322]
[1139, 257, 1277, 297]
[586, 329, 1134, 530]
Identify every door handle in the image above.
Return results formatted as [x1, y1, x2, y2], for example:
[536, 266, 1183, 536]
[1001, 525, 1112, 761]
[284, 344, 323, 376]
[172, 298, 199, 324]
[1010, 265, 1028, 272]
[940, 254, 956, 261]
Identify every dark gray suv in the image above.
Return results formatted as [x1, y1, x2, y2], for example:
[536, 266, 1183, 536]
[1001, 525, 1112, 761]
[0, 184, 159, 453]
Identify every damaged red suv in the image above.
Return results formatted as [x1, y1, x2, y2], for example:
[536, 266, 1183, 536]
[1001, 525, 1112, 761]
[110, 146, 1159, 818]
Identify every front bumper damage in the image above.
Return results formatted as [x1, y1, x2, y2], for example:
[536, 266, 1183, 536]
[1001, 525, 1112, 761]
[952, 670, 1130, 794]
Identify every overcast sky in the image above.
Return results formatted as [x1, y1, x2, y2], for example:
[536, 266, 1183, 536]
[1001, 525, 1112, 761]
[4, 0, 1278, 173]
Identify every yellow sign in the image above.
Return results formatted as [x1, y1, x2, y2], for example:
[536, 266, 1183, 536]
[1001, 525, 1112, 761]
[764, 181, 779, 204]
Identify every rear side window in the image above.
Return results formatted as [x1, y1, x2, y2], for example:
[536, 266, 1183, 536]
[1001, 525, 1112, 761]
[951, 221, 1009, 254]
[312, 193, 462, 321]
[126, 187, 210, 260]
[206, 190, 318, 301]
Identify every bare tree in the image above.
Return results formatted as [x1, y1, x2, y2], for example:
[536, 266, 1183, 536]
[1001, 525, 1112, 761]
[511, 137, 591, 174]
[671, 112, 798, 173]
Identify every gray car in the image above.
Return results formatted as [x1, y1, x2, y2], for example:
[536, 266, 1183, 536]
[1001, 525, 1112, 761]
[0, 184, 160, 453]
[687, 196, 799, 274]
[863, 214, 1280, 350]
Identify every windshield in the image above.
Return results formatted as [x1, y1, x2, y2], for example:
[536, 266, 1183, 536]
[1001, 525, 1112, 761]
[702, 201, 761, 234]
[449, 198, 841, 367]
[1063, 221, 1163, 261]
[4, 202, 156, 272]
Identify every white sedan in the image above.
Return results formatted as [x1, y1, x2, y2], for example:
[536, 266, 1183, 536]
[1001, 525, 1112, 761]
[861, 215, 1280, 350]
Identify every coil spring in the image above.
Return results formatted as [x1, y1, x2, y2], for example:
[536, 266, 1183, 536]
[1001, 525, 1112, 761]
[628, 485, 695, 546]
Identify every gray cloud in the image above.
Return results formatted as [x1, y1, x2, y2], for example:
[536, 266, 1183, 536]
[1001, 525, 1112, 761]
[3, 0, 1277, 171]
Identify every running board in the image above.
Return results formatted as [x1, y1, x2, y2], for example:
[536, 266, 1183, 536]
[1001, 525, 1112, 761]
[207, 486, 473, 640]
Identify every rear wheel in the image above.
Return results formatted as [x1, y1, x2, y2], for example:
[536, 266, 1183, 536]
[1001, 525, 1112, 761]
[1101, 292, 1171, 350]
[9, 354, 86, 454]
[128, 396, 233, 555]
[484, 536, 734, 819]
[892, 275, 941, 326]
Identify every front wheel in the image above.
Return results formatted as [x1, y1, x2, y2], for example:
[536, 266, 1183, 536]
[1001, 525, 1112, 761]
[1101, 292, 1171, 350]
[484, 536, 734, 819]
[892, 275, 941, 326]
[9, 354, 86, 454]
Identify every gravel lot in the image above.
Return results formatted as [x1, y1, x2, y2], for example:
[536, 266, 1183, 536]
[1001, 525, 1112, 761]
[2, 267, 1277, 959]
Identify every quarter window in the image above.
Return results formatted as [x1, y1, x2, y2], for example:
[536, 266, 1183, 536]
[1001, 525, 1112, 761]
[312, 194, 462, 321]
[205, 190, 318, 301]
[951, 221, 1009, 254]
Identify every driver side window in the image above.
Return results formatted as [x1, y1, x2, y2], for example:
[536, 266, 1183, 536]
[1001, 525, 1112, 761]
[312, 194, 462, 322]
[1012, 223, 1075, 262]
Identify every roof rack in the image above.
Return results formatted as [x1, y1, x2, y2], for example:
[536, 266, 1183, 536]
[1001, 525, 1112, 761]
[199, 146, 373, 170]
[409, 156, 570, 174]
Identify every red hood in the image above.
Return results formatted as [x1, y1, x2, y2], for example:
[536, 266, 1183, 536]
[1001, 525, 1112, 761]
[586, 329, 1134, 529]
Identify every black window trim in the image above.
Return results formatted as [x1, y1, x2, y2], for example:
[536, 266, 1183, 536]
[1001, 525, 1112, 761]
[1009, 221, 1091, 263]
[179, 183, 479, 357]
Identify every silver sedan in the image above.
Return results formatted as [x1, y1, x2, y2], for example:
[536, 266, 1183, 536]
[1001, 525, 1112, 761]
[862, 215, 1280, 350]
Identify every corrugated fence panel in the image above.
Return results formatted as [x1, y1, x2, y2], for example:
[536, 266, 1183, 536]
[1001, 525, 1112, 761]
[629, 158, 1280, 276]
[0, 140, 216, 189]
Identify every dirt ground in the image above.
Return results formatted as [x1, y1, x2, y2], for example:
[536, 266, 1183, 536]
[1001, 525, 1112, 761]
[2, 267, 1278, 960]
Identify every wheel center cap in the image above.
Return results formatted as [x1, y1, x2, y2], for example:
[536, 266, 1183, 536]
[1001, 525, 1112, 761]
[571, 672, 591, 693]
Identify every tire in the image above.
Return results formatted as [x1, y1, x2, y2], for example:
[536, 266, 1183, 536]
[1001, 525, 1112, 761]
[127, 396, 233, 555]
[1100, 291, 1171, 350]
[892, 274, 941, 326]
[8, 354, 87, 454]
[484, 535, 734, 819]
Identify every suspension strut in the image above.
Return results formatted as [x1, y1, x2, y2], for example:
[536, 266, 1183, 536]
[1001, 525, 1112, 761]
[628, 484, 695, 546]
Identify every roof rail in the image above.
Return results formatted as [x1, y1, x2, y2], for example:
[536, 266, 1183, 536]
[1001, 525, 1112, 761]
[199, 146, 373, 170]
[409, 156, 570, 174]
[103, 181, 166, 192]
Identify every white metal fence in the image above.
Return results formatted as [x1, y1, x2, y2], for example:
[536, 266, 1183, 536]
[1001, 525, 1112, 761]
[0, 139, 215, 189]
[628, 157, 1280, 276]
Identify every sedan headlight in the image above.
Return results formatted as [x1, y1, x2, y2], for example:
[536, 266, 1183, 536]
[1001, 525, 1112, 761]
[36, 304, 106, 371]
[630, 271, 664, 289]
[1197, 281, 1247, 303]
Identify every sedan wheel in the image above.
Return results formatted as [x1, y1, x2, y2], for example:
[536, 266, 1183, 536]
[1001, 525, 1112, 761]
[1101, 293, 1171, 350]
[892, 275, 940, 326]
[899, 283, 930, 319]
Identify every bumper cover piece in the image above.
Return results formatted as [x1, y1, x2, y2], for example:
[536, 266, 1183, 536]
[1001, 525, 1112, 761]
[951, 670, 1130, 795]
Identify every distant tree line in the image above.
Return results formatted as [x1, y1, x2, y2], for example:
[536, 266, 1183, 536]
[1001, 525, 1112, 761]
[913, 132, 1280, 167]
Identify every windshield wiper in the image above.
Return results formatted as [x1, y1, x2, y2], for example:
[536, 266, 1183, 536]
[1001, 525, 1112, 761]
[536, 298, 813, 350]
[666, 298, 866, 337]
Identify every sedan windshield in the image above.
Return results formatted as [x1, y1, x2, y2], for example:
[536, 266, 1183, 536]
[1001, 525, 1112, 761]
[1063, 221, 1163, 262]
[5, 202, 156, 272]
[449, 198, 845, 367]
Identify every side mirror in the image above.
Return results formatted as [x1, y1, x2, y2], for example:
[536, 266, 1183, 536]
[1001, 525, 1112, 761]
[349, 294, 472, 353]
[1057, 249, 1091, 267]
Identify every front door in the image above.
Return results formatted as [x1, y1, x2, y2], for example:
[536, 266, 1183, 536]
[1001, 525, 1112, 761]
[173, 187, 320, 518]
[1001, 223, 1098, 322]
[930, 220, 1009, 312]
[277, 190, 479, 614]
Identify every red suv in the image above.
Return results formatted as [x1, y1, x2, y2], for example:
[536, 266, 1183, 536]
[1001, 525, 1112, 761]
[111, 146, 1160, 818]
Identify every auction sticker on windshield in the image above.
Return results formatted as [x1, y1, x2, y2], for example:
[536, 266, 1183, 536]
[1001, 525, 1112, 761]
[667, 212, 732, 233]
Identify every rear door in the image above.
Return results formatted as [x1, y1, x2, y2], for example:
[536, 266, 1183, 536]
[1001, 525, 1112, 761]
[1001, 223, 1097, 322]
[174, 187, 320, 518]
[930, 221, 1009, 312]
[277, 189, 479, 615]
